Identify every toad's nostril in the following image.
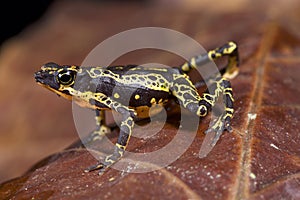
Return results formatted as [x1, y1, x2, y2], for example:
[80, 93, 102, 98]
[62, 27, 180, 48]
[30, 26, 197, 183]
[34, 71, 44, 83]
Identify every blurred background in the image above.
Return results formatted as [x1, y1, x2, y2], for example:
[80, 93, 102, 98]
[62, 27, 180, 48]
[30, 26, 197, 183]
[0, 0, 299, 184]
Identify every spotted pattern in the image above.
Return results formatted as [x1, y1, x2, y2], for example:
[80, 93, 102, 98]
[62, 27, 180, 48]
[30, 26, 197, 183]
[34, 41, 239, 174]
[87, 68, 171, 92]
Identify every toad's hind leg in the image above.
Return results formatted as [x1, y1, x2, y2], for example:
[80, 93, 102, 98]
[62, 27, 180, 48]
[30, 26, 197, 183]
[179, 41, 239, 80]
[204, 78, 234, 132]
[170, 74, 234, 144]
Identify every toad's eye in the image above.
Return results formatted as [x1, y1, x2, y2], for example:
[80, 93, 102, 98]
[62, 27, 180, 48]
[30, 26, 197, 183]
[57, 70, 76, 86]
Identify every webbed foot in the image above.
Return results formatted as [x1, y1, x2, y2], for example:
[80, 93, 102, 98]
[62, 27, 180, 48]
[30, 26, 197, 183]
[84, 154, 120, 175]
[205, 114, 232, 146]
[84, 146, 125, 175]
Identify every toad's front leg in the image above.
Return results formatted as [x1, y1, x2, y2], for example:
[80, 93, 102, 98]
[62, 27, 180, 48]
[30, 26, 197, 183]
[82, 110, 111, 146]
[84, 95, 135, 175]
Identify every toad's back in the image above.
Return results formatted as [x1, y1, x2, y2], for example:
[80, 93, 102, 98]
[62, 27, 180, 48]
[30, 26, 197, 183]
[77, 65, 182, 109]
